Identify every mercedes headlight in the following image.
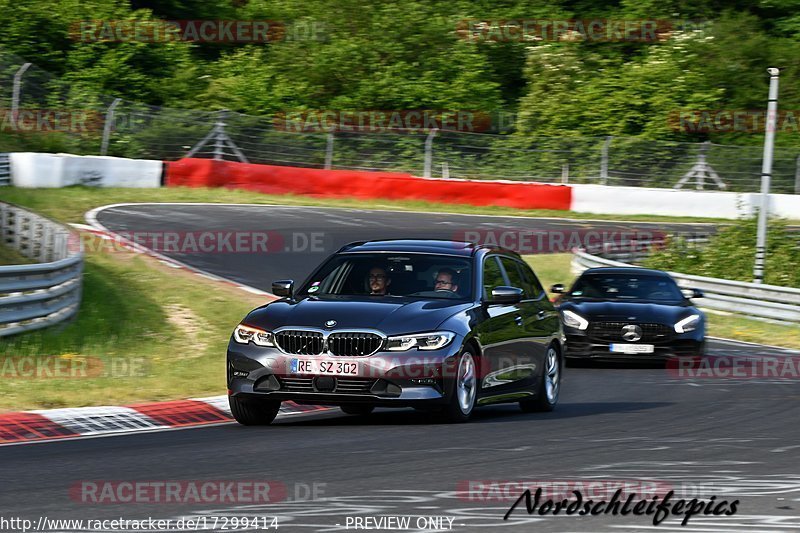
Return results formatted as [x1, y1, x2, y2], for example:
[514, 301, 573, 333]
[233, 324, 276, 347]
[386, 331, 455, 351]
[674, 314, 701, 333]
[562, 310, 589, 330]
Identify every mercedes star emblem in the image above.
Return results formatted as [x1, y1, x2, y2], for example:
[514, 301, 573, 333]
[622, 324, 643, 342]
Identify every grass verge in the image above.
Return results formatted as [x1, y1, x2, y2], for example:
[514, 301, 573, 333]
[0, 249, 264, 411]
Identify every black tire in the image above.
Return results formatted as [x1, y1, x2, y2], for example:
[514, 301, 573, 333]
[520, 344, 561, 413]
[229, 395, 281, 425]
[340, 405, 375, 416]
[438, 349, 478, 423]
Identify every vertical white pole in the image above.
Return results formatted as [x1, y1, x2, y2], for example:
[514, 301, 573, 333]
[754, 68, 780, 284]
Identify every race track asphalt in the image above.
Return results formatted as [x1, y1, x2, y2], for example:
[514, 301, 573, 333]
[2, 204, 797, 533]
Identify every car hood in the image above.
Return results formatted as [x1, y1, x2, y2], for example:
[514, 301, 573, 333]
[243, 295, 474, 335]
[560, 299, 697, 323]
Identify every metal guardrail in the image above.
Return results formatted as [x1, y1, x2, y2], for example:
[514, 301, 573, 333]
[0, 202, 83, 336]
[0, 154, 10, 186]
[572, 249, 800, 324]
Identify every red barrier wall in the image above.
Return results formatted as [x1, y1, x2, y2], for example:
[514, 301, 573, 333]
[164, 158, 572, 210]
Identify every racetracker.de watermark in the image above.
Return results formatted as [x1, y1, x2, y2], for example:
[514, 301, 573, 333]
[668, 355, 800, 379]
[274, 110, 501, 133]
[72, 231, 328, 255]
[0, 109, 103, 134]
[0, 355, 148, 379]
[453, 228, 666, 254]
[455, 19, 708, 43]
[69, 480, 326, 504]
[669, 110, 800, 133]
[457, 480, 674, 501]
[70, 19, 326, 43]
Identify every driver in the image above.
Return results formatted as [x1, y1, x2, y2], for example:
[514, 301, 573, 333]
[433, 268, 459, 293]
[367, 266, 391, 295]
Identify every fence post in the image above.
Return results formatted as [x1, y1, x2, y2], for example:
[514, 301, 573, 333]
[214, 110, 227, 161]
[100, 98, 121, 156]
[600, 135, 612, 185]
[423, 128, 438, 178]
[11, 63, 32, 129]
[324, 131, 334, 170]
[561, 163, 569, 184]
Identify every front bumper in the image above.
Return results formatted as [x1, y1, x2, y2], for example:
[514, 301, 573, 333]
[564, 329, 705, 361]
[227, 338, 464, 407]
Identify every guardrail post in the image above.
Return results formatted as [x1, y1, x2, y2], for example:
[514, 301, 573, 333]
[0, 204, 7, 244]
[12, 209, 21, 255]
[423, 128, 438, 178]
[561, 163, 569, 184]
[324, 131, 334, 170]
[11, 63, 32, 129]
[795, 153, 800, 195]
[100, 98, 121, 156]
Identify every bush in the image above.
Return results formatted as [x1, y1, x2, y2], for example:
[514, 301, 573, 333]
[644, 217, 800, 287]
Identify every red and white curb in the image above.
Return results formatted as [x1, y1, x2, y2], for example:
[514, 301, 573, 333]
[0, 397, 331, 446]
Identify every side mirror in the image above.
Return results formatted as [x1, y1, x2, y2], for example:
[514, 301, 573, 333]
[488, 286, 523, 305]
[550, 283, 566, 294]
[272, 280, 294, 298]
[681, 288, 704, 299]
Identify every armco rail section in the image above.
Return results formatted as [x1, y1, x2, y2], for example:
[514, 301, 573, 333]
[572, 249, 800, 324]
[0, 202, 83, 336]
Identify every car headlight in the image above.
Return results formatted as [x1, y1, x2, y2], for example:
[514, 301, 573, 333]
[562, 310, 589, 330]
[385, 331, 455, 351]
[674, 314, 701, 333]
[233, 324, 275, 347]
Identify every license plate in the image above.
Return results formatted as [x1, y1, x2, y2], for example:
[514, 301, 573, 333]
[290, 358, 359, 376]
[609, 343, 655, 354]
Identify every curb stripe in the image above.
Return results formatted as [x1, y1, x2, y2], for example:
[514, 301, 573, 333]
[131, 400, 231, 427]
[0, 398, 333, 445]
[0, 412, 79, 443]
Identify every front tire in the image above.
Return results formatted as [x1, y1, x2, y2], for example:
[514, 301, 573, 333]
[439, 349, 478, 423]
[229, 395, 281, 425]
[520, 345, 561, 413]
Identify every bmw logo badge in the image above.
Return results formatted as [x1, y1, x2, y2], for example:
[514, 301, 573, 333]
[325, 320, 337, 328]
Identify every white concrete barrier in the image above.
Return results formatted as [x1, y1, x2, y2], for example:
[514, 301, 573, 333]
[9, 153, 162, 188]
[570, 184, 800, 219]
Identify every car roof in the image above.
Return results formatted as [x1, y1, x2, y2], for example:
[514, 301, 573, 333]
[581, 267, 671, 277]
[338, 239, 516, 257]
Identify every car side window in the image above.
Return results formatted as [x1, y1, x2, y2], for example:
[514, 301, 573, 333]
[516, 260, 545, 299]
[482, 256, 506, 299]
[499, 257, 526, 295]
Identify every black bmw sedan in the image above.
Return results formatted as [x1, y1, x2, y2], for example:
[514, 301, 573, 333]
[227, 239, 564, 424]
[553, 267, 706, 362]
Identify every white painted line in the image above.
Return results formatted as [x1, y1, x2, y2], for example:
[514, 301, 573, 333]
[709, 337, 798, 353]
[84, 204, 273, 298]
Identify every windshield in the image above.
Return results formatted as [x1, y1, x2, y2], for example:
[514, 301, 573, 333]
[568, 273, 684, 302]
[298, 253, 473, 299]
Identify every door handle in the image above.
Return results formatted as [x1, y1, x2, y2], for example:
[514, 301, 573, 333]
[536, 310, 547, 320]
[515, 315, 524, 326]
